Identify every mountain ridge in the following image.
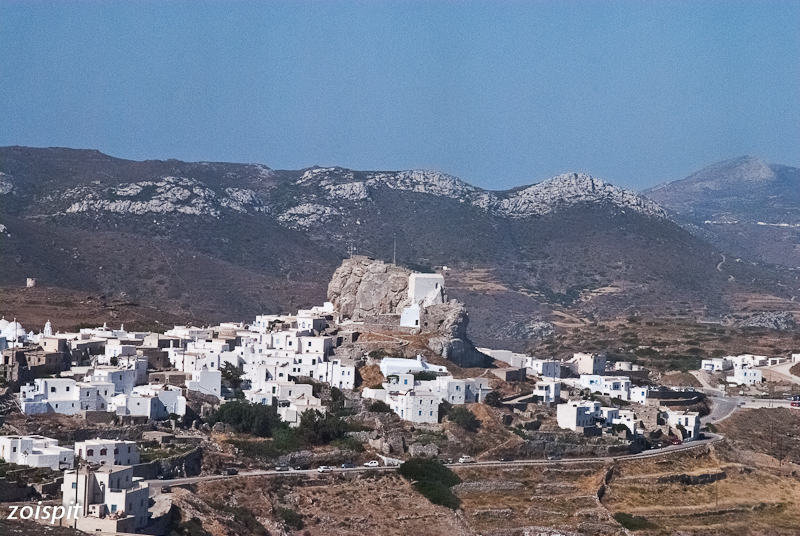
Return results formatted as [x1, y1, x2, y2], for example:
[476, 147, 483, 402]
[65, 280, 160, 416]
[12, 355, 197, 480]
[1, 146, 796, 351]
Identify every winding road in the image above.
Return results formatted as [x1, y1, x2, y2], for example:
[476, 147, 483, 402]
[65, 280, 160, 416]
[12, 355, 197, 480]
[147, 433, 725, 491]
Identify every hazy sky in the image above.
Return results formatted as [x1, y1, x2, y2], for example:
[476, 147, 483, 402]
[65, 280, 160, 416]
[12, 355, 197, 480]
[2, 1, 798, 191]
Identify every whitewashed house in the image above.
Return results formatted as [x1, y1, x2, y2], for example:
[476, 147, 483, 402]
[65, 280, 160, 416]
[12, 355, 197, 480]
[62, 465, 150, 532]
[185, 366, 222, 398]
[700, 357, 732, 372]
[612, 409, 640, 435]
[20, 378, 81, 415]
[378, 355, 448, 377]
[315, 358, 356, 390]
[580, 375, 631, 401]
[75, 440, 139, 466]
[534, 380, 561, 404]
[568, 353, 606, 376]
[85, 368, 137, 395]
[556, 400, 601, 431]
[527, 358, 562, 378]
[727, 368, 763, 386]
[0, 435, 74, 470]
[665, 410, 700, 440]
[111, 384, 186, 419]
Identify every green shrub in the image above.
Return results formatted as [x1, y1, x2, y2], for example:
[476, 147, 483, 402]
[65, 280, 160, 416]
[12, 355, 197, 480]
[613, 512, 657, 530]
[398, 457, 462, 510]
[483, 391, 502, 407]
[331, 436, 365, 452]
[274, 506, 304, 530]
[447, 406, 479, 432]
[208, 400, 283, 438]
[414, 479, 461, 509]
[368, 400, 392, 413]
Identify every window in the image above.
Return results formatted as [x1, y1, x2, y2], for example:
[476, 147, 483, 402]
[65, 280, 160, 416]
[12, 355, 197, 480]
[127, 446, 131, 453]
[72, 482, 77, 489]
[404, 379, 408, 385]
[87, 449, 94, 456]
[66, 386, 70, 392]
[111, 505, 117, 513]
[419, 411, 422, 416]
[51, 387, 56, 393]
[114, 448, 119, 455]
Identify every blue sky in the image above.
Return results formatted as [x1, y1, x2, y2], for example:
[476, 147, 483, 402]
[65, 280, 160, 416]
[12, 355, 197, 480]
[1, 1, 798, 191]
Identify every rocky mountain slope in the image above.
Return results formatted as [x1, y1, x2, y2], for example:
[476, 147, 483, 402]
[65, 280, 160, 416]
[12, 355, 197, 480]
[0, 147, 795, 350]
[642, 156, 800, 267]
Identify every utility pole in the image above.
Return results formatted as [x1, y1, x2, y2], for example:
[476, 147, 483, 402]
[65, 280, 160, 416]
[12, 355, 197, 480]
[393, 233, 396, 265]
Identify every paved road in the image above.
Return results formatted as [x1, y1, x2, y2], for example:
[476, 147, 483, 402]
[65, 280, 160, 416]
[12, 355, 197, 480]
[704, 395, 742, 424]
[148, 434, 724, 490]
[759, 361, 800, 386]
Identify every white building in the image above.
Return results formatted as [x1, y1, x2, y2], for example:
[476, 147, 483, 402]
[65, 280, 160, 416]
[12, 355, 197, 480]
[579, 375, 631, 401]
[315, 358, 356, 390]
[20, 378, 81, 415]
[727, 368, 763, 386]
[534, 380, 561, 404]
[630, 387, 649, 405]
[378, 355, 448, 377]
[527, 358, 562, 378]
[477, 348, 528, 368]
[556, 400, 601, 431]
[612, 409, 640, 435]
[399, 273, 445, 327]
[185, 366, 222, 398]
[727, 354, 768, 369]
[569, 353, 606, 376]
[363, 372, 489, 424]
[75, 440, 140, 466]
[62, 465, 150, 532]
[111, 384, 186, 419]
[84, 368, 137, 395]
[700, 357, 732, 372]
[665, 410, 700, 441]
[0, 435, 74, 470]
[600, 407, 619, 424]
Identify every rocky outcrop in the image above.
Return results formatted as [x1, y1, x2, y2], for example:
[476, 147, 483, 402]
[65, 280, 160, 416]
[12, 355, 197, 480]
[736, 312, 797, 331]
[327, 258, 489, 367]
[408, 442, 439, 458]
[327, 257, 411, 320]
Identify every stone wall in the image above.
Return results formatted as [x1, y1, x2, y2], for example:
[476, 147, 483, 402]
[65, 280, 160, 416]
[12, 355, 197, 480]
[132, 447, 202, 480]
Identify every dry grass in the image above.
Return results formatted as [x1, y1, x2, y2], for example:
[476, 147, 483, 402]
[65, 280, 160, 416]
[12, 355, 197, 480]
[603, 442, 800, 535]
[172, 472, 471, 536]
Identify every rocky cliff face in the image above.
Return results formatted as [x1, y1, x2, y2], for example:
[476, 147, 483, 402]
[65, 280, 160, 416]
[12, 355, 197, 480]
[327, 257, 412, 320]
[327, 257, 488, 367]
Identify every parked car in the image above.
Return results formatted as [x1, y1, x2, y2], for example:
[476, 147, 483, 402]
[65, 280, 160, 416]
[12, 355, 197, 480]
[341, 462, 355, 468]
[317, 466, 333, 473]
[225, 468, 239, 475]
[499, 455, 514, 462]
[160, 486, 171, 493]
[546, 455, 561, 461]
[157, 473, 172, 480]
[458, 455, 475, 464]
[275, 465, 290, 472]
[670, 438, 682, 446]
[364, 460, 380, 467]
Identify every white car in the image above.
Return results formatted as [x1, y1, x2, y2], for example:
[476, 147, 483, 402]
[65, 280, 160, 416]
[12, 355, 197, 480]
[458, 455, 474, 464]
[364, 460, 380, 467]
[317, 465, 333, 473]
